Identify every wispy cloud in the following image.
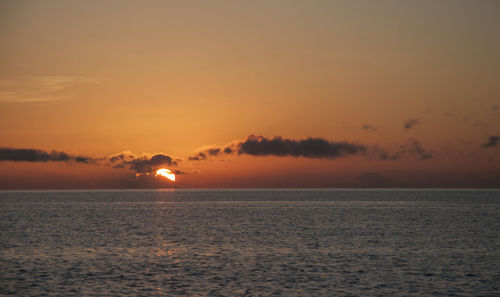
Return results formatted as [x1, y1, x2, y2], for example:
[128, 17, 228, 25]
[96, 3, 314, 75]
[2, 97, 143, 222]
[373, 139, 432, 161]
[0, 76, 104, 103]
[403, 118, 419, 130]
[362, 124, 377, 132]
[482, 136, 500, 148]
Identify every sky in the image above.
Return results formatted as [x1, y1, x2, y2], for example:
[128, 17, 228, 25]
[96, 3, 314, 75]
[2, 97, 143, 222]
[0, 0, 499, 189]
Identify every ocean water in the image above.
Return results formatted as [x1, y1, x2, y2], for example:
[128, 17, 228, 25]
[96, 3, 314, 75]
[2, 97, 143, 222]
[0, 189, 499, 296]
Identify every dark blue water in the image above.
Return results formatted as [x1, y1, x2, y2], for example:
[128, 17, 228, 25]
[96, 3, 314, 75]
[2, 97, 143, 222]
[1, 189, 499, 296]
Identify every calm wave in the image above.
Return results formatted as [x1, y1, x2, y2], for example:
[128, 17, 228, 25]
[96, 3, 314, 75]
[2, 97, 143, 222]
[1, 190, 499, 296]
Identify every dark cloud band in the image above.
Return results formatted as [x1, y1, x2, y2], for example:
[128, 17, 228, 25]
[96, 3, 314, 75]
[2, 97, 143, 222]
[0, 147, 178, 175]
[189, 135, 367, 160]
[0, 147, 93, 163]
[238, 135, 367, 158]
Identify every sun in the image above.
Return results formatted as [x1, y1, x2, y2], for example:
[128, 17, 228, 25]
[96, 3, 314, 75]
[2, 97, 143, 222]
[155, 168, 176, 182]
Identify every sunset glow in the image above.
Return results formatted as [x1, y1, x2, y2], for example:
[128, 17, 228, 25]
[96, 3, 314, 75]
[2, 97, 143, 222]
[155, 168, 175, 182]
[0, 1, 498, 189]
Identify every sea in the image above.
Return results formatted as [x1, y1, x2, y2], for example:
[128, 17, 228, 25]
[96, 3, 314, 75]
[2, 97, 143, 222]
[0, 189, 499, 296]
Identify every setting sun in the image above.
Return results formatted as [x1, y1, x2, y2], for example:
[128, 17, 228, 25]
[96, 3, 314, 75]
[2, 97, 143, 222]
[155, 168, 175, 182]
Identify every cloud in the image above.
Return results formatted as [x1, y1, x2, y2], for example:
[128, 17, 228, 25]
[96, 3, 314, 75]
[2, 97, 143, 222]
[238, 135, 367, 158]
[362, 124, 377, 132]
[189, 135, 434, 162]
[189, 135, 367, 160]
[0, 147, 94, 163]
[108, 151, 177, 173]
[188, 146, 232, 161]
[207, 148, 221, 155]
[402, 139, 432, 160]
[1, 134, 433, 181]
[108, 151, 135, 166]
[374, 147, 401, 161]
[107, 152, 181, 187]
[403, 118, 419, 130]
[482, 136, 500, 148]
[188, 152, 207, 161]
[0, 147, 181, 175]
[0, 76, 103, 103]
[124, 174, 178, 189]
[374, 139, 432, 160]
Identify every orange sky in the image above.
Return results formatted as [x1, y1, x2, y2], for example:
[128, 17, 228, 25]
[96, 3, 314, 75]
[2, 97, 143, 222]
[0, 1, 499, 189]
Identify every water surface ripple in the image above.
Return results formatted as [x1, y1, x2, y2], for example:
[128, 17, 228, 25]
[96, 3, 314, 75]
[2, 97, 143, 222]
[1, 190, 499, 296]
